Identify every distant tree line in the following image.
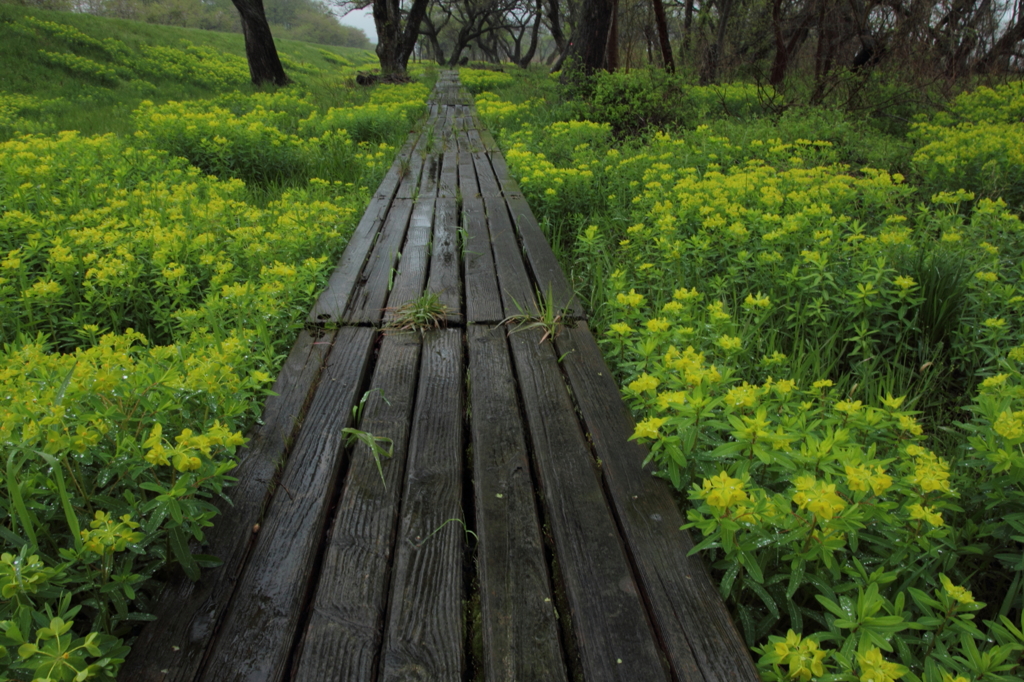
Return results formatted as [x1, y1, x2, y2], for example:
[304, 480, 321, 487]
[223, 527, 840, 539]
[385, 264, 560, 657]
[4, 0, 371, 49]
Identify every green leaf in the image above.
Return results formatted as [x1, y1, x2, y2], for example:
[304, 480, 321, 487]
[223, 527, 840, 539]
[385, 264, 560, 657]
[168, 526, 200, 582]
[816, 595, 846, 619]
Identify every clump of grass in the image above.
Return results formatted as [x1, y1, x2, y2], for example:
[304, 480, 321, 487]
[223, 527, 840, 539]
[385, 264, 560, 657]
[385, 291, 450, 333]
[501, 285, 568, 344]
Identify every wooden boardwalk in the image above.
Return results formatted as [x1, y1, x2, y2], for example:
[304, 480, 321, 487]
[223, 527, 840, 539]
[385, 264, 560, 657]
[120, 72, 758, 682]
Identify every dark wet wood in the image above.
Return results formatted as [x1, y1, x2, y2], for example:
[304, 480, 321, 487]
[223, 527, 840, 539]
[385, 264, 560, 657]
[488, 151, 521, 197]
[505, 194, 582, 319]
[383, 198, 434, 324]
[438, 148, 458, 199]
[198, 327, 376, 682]
[120, 331, 331, 682]
[292, 333, 422, 682]
[485, 196, 537, 318]
[554, 324, 760, 681]
[457, 137, 480, 199]
[380, 330, 465, 682]
[468, 325, 568, 682]
[468, 130, 502, 197]
[508, 327, 669, 682]
[427, 197, 463, 324]
[463, 195, 503, 324]
[344, 198, 414, 325]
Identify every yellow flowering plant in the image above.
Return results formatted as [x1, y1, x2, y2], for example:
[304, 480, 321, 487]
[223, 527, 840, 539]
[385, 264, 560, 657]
[478, 71, 1024, 681]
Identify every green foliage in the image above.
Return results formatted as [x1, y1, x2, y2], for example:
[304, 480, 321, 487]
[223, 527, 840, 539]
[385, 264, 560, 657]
[480, 75, 1024, 682]
[0, 13, 429, 675]
[0, 3, 378, 139]
[911, 80, 1024, 210]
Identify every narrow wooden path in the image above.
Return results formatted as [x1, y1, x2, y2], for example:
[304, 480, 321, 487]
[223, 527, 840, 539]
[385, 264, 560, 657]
[121, 72, 758, 682]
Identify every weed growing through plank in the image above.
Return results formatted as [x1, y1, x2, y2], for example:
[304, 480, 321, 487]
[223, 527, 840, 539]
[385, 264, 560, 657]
[385, 291, 451, 333]
[501, 285, 567, 344]
[342, 390, 393, 488]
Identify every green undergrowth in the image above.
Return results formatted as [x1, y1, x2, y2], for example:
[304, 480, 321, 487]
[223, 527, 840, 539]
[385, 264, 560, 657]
[477, 68, 1024, 682]
[0, 10, 434, 679]
[0, 3, 379, 139]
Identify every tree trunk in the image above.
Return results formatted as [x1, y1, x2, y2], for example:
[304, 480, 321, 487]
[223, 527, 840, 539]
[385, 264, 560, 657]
[651, 0, 675, 71]
[605, 0, 619, 70]
[230, 0, 289, 86]
[562, 0, 616, 77]
[519, 0, 544, 67]
[374, 0, 430, 76]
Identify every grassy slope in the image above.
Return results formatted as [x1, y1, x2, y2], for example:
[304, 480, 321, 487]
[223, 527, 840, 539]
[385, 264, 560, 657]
[0, 3, 379, 136]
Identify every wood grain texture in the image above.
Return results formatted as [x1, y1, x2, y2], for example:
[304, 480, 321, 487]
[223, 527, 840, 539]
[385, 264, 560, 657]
[484, 195, 537, 318]
[380, 330, 465, 682]
[504, 194, 581, 319]
[457, 137, 480, 199]
[487, 151, 522, 197]
[467, 325, 569, 682]
[119, 331, 331, 682]
[306, 195, 389, 326]
[554, 324, 760, 682]
[383, 198, 434, 323]
[292, 333, 422, 682]
[427, 197, 463, 324]
[507, 328, 670, 682]
[198, 327, 376, 682]
[463, 195, 503, 324]
[344, 198, 414, 325]
[438, 148, 459, 199]
[468, 130, 502, 197]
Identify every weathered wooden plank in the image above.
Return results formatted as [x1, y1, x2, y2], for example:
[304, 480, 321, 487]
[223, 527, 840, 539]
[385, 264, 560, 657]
[504, 194, 582, 318]
[380, 330, 465, 682]
[419, 153, 441, 199]
[438, 148, 458, 199]
[507, 328, 670, 682]
[554, 323, 759, 682]
[463, 196, 503, 324]
[307, 196, 390, 326]
[487, 151, 522, 197]
[120, 331, 331, 682]
[476, 126, 502, 154]
[473, 149, 502, 197]
[383, 198, 434, 324]
[292, 333, 422, 682]
[457, 138, 480, 199]
[344, 198, 414, 325]
[484, 195, 537, 318]
[395, 148, 426, 199]
[198, 327, 377, 682]
[426, 197, 463, 324]
[467, 325, 569, 682]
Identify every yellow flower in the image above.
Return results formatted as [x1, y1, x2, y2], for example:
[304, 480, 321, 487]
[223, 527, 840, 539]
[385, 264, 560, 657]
[857, 647, 908, 682]
[646, 317, 671, 332]
[609, 322, 634, 335]
[775, 379, 797, 394]
[662, 301, 684, 314]
[656, 391, 688, 409]
[893, 275, 917, 289]
[835, 400, 863, 415]
[772, 630, 828, 682]
[716, 335, 742, 351]
[908, 503, 944, 527]
[983, 317, 1007, 329]
[673, 287, 700, 301]
[699, 472, 750, 513]
[616, 289, 645, 307]
[879, 393, 906, 409]
[845, 465, 892, 495]
[898, 414, 923, 435]
[743, 292, 772, 309]
[632, 417, 667, 440]
[981, 373, 1009, 389]
[994, 410, 1024, 439]
[939, 574, 974, 605]
[975, 271, 998, 283]
[792, 476, 846, 520]
[628, 373, 660, 393]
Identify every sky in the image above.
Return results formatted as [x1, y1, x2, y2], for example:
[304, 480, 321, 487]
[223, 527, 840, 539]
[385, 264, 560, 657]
[337, 6, 378, 44]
